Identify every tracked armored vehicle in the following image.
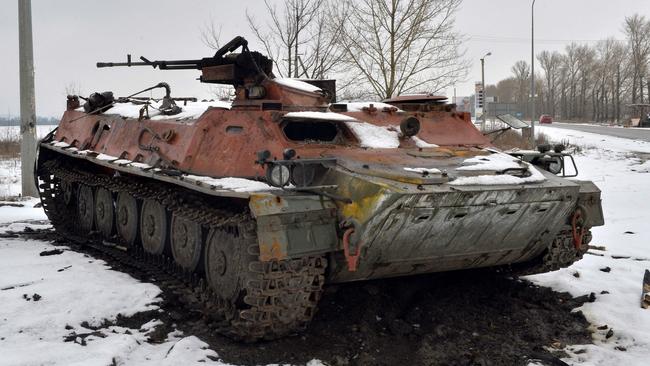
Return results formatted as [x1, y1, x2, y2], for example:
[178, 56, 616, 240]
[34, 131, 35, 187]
[36, 37, 604, 341]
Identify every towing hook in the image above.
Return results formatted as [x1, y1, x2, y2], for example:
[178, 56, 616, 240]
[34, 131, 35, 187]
[342, 220, 364, 272]
[343, 228, 361, 272]
[572, 205, 588, 249]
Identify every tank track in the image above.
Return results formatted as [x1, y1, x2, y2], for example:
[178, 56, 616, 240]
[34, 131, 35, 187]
[36, 154, 326, 342]
[510, 228, 592, 276]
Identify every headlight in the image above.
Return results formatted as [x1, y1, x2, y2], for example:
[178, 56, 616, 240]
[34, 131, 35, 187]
[266, 164, 290, 187]
[547, 157, 563, 174]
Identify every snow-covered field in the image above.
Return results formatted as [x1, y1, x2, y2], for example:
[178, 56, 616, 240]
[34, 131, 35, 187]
[0, 125, 57, 141]
[0, 125, 56, 198]
[0, 124, 649, 365]
[528, 125, 650, 365]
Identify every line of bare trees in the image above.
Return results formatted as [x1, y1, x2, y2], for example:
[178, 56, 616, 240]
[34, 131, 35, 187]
[489, 14, 650, 122]
[204, 0, 468, 101]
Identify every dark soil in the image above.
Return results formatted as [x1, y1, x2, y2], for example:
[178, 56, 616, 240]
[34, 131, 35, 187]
[184, 271, 592, 366]
[12, 228, 593, 366]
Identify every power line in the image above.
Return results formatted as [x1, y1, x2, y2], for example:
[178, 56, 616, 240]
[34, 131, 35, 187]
[467, 35, 625, 45]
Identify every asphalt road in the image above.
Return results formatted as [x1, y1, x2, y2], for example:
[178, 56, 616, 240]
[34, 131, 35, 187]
[545, 122, 650, 142]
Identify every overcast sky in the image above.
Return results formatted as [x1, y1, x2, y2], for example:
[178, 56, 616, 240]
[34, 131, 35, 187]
[1, 0, 649, 118]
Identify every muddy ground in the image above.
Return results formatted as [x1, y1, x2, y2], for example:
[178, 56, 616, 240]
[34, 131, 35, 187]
[12, 229, 594, 366]
[189, 272, 592, 366]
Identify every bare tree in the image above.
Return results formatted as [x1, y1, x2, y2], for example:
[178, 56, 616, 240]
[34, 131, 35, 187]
[561, 43, 581, 119]
[297, 3, 347, 79]
[537, 51, 562, 117]
[199, 19, 236, 100]
[493, 77, 517, 104]
[334, 0, 468, 99]
[200, 18, 222, 50]
[64, 82, 82, 97]
[511, 60, 530, 116]
[246, 0, 331, 78]
[624, 14, 650, 103]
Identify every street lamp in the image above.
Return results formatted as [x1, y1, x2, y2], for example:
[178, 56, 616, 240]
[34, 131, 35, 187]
[530, 0, 536, 147]
[480, 52, 491, 131]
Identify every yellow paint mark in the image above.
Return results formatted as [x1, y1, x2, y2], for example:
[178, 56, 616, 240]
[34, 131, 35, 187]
[338, 179, 389, 224]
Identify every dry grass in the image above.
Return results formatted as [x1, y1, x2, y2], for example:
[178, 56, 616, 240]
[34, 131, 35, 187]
[0, 127, 21, 159]
[492, 129, 549, 150]
[0, 140, 21, 158]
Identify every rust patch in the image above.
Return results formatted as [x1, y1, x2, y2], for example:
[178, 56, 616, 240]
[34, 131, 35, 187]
[259, 239, 287, 261]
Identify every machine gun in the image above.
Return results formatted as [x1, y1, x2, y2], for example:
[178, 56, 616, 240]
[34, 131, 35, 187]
[96, 36, 273, 85]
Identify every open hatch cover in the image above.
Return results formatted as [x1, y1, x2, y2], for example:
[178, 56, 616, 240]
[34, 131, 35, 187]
[497, 114, 530, 129]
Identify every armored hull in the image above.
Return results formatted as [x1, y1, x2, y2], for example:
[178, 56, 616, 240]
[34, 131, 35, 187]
[36, 38, 603, 341]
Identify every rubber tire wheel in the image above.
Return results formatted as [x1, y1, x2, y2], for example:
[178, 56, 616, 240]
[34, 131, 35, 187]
[140, 199, 168, 255]
[94, 188, 114, 238]
[204, 227, 251, 303]
[116, 192, 139, 246]
[170, 213, 203, 272]
[77, 185, 94, 234]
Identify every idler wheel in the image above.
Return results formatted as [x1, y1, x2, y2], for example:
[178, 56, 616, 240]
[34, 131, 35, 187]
[204, 227, 247, 302]
[94, 188, 114, 238]
[77, 185, 94, 234]
[116, 192, 139, 246]
[140, 199, 168, 255]
[170, 213, 203, 272]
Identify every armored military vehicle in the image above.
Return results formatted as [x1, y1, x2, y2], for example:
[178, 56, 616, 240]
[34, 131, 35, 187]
[36, 37, 603, 341]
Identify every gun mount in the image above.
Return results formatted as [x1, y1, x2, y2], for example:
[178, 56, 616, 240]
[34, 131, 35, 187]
[96, 36, 332, 109]
[97, 36, 273, 86]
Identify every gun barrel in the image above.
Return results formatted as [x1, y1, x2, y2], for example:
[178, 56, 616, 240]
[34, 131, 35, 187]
[97, 61, 149, 68]
[96, 58, 205, 69]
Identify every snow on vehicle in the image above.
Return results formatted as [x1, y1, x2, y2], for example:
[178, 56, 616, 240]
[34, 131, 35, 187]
[35, 36, 604, 341]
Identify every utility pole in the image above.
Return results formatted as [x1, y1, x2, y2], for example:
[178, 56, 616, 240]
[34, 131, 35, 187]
[19, 0, 38, 197]
[480, 52, 491, 131]
[530, 0, 536, 147]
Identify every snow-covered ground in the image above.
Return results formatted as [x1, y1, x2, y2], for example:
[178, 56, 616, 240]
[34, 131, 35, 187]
[528, 125, 650, 365]
[0, 201, 236, 366]
[1, 124, 649, 365]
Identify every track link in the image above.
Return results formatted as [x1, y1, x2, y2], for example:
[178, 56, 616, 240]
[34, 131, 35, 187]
[510, 228, 592, 276]
[36, 153, 326, 342]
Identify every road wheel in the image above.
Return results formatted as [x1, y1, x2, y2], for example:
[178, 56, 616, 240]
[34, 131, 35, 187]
[60, 180, 74, 206]
[94, 188, 114, 238]
[204, 221, 327, 341]
[116, 192, 139, 246]
[204, 227, 248, 303]
[170, 213, 203, 272]
[140, 199, 168, 255]
[77, 185, 94, 234]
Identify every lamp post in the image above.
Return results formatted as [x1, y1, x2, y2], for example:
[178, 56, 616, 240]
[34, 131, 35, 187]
[480, 52, 491, 131]
[530, 0, 536, 147]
